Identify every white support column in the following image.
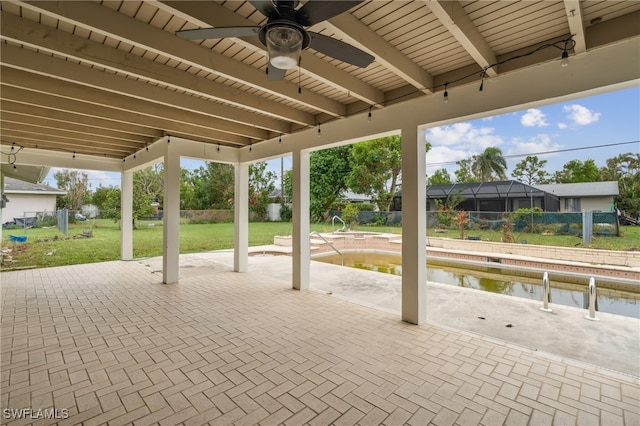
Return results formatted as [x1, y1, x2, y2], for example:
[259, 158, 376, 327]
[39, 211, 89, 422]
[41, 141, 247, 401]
[292, 149, 310, 290]
[162, 144, 180, 284]
[234, 162, 249, 272]
[120, 169, 133, 260]
[401, 126, 427, 324]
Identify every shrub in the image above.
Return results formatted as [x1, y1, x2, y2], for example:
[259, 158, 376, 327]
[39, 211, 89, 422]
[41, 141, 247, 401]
[280, 204, 292, 222]
[341, 204, 359, 228]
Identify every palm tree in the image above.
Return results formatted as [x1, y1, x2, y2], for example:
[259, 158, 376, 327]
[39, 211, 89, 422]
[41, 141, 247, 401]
[472, 147, 507, 181]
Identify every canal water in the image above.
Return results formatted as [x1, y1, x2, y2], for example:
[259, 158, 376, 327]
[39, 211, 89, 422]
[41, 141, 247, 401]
[314, 252, 640, 319]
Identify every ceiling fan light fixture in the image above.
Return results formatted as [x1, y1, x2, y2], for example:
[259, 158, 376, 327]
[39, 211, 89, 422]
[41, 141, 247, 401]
[266, 25, 303, 70]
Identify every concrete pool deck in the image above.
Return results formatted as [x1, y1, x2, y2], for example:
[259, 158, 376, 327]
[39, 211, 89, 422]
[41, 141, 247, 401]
[141, 249, 640, 378]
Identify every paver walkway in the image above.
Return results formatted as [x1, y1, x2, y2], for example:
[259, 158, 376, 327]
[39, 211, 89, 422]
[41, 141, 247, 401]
[1, 260, 639, 425]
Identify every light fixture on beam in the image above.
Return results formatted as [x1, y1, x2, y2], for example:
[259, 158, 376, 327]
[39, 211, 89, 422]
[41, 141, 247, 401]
[560, 50, 569, 67]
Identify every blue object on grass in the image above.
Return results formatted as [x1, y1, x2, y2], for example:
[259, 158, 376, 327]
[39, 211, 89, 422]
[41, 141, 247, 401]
[9, 235, 27, 242]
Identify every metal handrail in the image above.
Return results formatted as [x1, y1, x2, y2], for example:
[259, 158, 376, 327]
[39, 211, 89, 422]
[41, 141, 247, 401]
[310, 231, 344, 266]
[540, 271, 552, 312]
[332, 215, 347, 232]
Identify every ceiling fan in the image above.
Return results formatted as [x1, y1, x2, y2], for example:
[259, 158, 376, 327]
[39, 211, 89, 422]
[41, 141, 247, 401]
[175, 0, 375, 80]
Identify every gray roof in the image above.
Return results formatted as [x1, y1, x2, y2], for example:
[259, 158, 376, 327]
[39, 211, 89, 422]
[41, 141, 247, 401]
[3, 177, 67, 195]
[533, 181, 619, 197]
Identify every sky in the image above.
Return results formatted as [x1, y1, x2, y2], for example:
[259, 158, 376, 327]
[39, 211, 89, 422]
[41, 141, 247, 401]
[44, 86, 639, 189]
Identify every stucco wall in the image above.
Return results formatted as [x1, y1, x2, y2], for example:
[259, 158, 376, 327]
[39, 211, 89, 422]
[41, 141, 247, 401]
[1, 193, 57, 224]
[559, 196, 614, 212]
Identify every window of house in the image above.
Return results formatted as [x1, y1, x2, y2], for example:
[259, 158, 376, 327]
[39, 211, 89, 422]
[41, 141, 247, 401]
[564, 198, 581, 212]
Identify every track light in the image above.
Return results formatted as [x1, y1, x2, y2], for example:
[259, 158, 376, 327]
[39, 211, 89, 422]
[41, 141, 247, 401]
[443, 83, 449, 103]
[73, 152, 76, 159]
[217, 144, 221, 152]
[145, 144, 149, 151]
[317, 123, 321, 136]
[279, 134, 282, 144]
[368, 107, 372, 121]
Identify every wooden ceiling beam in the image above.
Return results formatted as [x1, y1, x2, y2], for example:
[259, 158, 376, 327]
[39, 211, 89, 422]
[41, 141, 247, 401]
[0, 43, 290, 135]
[324, 13, 434, 93]
[0, 67, 259, 144]
[0, 84, 250, 147]
[0, 122, 147, 150]
[425, 0, 498, 78]
[16, 0, 346, 117]
[563, 0, 587, 53]
[0, 101, 164, 139]
[0, 112, 153, 144]
[0, 12, 313, 127]
[1, 131, 137, 157]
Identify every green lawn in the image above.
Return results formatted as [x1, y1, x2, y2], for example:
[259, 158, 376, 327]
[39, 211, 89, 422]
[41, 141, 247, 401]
[1, 219, 638, 270]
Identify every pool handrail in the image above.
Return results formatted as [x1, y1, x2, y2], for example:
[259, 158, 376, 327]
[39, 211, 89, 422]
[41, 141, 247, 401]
[310, 231, 344, 266]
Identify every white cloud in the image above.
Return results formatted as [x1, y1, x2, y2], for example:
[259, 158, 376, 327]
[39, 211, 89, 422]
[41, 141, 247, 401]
[44, 167, 120, 188]
[557, 122, 568, 129]
[426, 122, 503, 151]
[563, 104, 601, 125]
[507, 134, 562, 157]
[426, 146, 471, 175]
[520, 109, 548, 127]
[425, 123, 505, 176]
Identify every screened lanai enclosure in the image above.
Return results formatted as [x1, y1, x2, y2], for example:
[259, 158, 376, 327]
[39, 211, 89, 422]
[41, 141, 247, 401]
[391, 180, 561, 213]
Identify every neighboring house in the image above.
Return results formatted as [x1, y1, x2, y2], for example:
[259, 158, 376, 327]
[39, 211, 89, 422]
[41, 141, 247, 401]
[1, 177, 67, 225]
[534, 181, 619, 212]
[337, 190, 373, 205]
[391, 181, 560, 213]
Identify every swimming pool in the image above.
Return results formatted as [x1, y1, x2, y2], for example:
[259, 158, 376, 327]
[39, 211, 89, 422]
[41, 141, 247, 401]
[313, 252, 640, 319]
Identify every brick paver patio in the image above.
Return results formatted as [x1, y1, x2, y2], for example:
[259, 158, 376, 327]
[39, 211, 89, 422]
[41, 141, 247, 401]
[1, 260, 639, 425]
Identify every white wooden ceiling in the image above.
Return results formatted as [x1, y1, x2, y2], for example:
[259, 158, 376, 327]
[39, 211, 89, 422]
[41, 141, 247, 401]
[1, 1, 639, 160]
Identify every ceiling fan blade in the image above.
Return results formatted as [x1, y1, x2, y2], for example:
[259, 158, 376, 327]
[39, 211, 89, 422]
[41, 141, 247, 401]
[296, 1, 365, 26]
[249, 0, 280, 19]
[308, 32, 374, 68]
[176, 26, 260, 40]
[267, 64, 287, 81]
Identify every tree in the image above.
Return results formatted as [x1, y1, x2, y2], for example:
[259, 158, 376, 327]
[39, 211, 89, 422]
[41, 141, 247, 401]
[248, 162, 277, 221]
[347, 136, 408, 211]
[554, 159, 600, 183]
[472, 147, 507, 181]
[300, 146, 353, 221]
[134, 164, 164, 204]
[428, 168, 452, 185]
[511, 155, 551, 184]
[188, 162, 235, 210]
[54, 169, 92, 211]
[92, 186, 119, 215]
[283, 146, 352, 221]
[601, 152, 640, 216]
[101, 186, 155, 226]
[454, 158, 478, 183]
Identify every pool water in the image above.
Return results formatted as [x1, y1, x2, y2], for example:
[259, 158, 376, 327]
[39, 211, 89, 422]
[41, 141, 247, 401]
[314, 252, 640, 319]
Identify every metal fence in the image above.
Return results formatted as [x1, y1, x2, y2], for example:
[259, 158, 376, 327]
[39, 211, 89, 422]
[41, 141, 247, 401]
[330, 210, 619, 236]
[3, 210, 69, 236]
[57, 209, 69, 236]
